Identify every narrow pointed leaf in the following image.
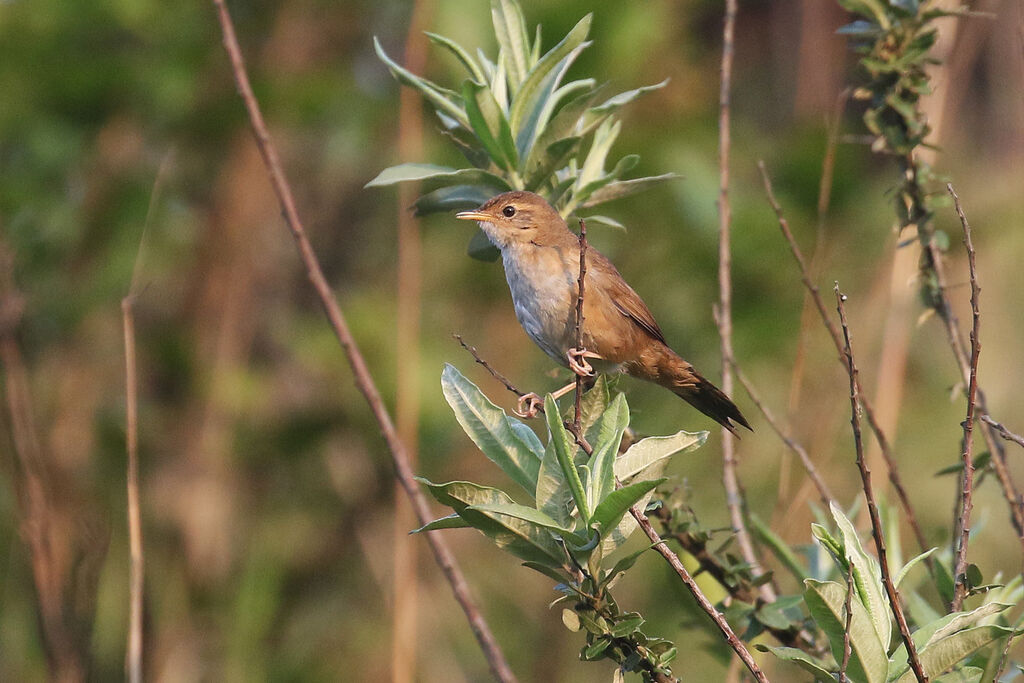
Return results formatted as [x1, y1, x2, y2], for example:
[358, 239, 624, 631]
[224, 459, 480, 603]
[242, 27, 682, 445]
[462, 80, 517, 171]
[522, 560, 569, 584]
[366, 163, 512, 189]
[469, 502, 588, 545]
[580, 173, 681, 207]
[892, 625, 1015, 683]
[804, 579, 888, 683]
[491, 0, 530, 88]
[585, 393, 629, 509]
[757, 645, 835, 681]
[413, 184, 497, 216]
[418, 478, 564, 566]
[545, 394, 590, 523]
[536, 440, 573, 527]
[577, 214, 626, 231]
[829, 502, 892, 649]
[410, 513, 471, 534]
[895, 547, 937, 588]
[374, 37, 468, 127]
[575, 118, 620, 191]
[589, 479, 665, 540]
[525, 136, 581, 191]
[614, 430, 707, 481]
[441, 364, 542, 496]
[589, 79, 670, 115]
[425, 32, 486, 83]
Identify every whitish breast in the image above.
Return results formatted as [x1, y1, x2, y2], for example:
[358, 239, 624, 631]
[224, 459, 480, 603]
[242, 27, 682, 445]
[501, 245, 576, 364]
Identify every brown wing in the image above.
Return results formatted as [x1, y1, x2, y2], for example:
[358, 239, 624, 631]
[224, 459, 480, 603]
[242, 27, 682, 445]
[589, 251, 666, 344]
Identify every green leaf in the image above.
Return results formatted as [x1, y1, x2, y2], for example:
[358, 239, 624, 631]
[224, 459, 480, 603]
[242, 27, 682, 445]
[413, 184, 496, 216]
[373, 37, 469, 127]
[536, 440, 573, 527]
[589, 479, 665, 540]
[895, 547, 936, 588]
[601, 544, 651, 588]
[610, 613, 645, 637]
[468, 502, 590, 546]
[462, 80, 518, 172]
[580, 173, 681, 207]
[829, 502, 892, 650]
[575, 118, 620, 193]
[804, 579, 889, 683]
[562, 608, 581, 632]
[545, 394, 591, 523]
[933, 667, 985, 683]
[418, 478, 564, 566]
[410, 513, 471, 534]
[614, 430, 707, 481]
[525, 136, 581, 191]
[366, 163, 512, 189]
[589, 79, 669, 115]
[508, 14, 592, 145]
[491, 0, 531, 88]
[757, 646, 836, 682]
[522, 560, 569, 584]
[892, 625, 1016, 683]
[577, 214, 626, 231]
[586, 393, 629, 511]
[467, 229, 501, 262]
[424, 32, 487, 83]
[441, 364, 542, 496]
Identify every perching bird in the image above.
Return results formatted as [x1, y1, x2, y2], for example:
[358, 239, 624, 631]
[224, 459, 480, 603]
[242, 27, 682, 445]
[456, 190, 751, 434]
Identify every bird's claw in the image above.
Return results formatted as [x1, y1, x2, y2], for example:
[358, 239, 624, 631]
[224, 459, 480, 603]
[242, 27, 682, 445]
[514, 392, 544, 419]
[567, 347, 596, 377]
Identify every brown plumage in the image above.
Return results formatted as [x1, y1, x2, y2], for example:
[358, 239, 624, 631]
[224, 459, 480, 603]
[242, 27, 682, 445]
[456, 190, 751, 434]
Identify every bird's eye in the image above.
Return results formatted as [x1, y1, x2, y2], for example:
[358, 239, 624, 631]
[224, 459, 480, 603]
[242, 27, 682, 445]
[502, 205, 516, 217]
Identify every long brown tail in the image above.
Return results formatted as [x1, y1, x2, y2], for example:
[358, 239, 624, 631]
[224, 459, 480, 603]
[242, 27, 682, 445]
[630, 345, 752, 435]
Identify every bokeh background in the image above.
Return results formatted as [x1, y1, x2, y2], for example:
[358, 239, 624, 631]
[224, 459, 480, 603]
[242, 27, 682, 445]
[1, 0, 1022, 680]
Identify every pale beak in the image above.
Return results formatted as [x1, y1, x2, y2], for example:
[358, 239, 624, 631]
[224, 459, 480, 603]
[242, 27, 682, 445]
[455, 210, 490, 221]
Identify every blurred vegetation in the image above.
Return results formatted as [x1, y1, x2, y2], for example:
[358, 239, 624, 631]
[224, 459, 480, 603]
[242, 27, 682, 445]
[0, 0, 1022, 681]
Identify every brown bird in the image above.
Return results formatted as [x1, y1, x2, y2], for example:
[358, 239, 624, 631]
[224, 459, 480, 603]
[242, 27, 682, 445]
[456, 190, 751, 434]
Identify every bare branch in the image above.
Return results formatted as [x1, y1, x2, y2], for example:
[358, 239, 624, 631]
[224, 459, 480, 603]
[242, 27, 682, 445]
[835, 285, 928, 683]
[950, 185, 981, 611]
[840, 562, 854, 683]
[573, 218, 588, 434]
[209, 3, 516, 680]
[981, 415, 1024, 449]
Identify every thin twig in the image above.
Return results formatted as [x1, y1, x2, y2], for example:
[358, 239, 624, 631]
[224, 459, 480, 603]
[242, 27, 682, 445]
[950, 186, 981, 611]
[757, 161, 931, 561]
[933, 185, 1024, 543]
[716, 0, 771, 604]
[454, 334, 541, 412]
[981, 415, 1024, 449]
[725, 353, 835, 507]
[574, 218, 587, 434]
[209, 4, 516, 680]
[835, 285, 928, 683]
[840, 562, 854, 683]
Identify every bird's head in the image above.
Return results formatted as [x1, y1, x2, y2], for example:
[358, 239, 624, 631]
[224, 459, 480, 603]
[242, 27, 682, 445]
[455, 191, 566, 250]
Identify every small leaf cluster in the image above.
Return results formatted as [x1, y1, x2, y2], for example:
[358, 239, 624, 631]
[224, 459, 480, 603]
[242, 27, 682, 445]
[420, 366, 707, 679]
[368, 0, 676, 260]
[760, 504, 1020, 682]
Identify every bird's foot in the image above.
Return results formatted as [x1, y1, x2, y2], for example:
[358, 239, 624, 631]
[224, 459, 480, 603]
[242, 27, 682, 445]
[567, 347, 600, 377]
[514, 392, 544, 419]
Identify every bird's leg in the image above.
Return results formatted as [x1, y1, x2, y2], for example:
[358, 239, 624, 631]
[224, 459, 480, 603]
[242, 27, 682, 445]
[514, 381, 578, 418]
[567, 348, 601, 377]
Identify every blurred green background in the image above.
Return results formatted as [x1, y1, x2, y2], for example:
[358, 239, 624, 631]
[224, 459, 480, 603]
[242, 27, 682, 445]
[1, 0, 1022, 680]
